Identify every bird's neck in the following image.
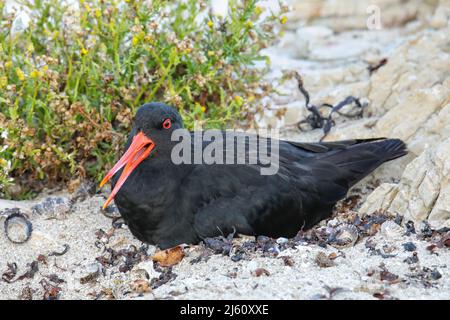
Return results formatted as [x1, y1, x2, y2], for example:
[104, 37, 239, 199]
[112, 157, 190, 212]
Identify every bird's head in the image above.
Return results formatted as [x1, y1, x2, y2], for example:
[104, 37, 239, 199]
[99, 102, 183, 209]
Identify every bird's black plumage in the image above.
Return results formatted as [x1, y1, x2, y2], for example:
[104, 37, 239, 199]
[109, 102, 407, 249]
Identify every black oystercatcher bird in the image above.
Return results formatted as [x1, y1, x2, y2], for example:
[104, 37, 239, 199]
[100, 102, 407, 249]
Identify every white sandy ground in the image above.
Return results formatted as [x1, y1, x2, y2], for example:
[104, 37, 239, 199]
[0, 173, 449, 300]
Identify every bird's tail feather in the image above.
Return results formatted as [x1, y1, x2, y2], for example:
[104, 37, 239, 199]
[322, 138, 407, 187]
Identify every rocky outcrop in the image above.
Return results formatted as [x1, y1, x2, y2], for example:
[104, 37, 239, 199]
[340, 5, 449, 227]
[267, 1, 450, 228]
[359, 139, 450, 228]
[287, 0, 437, 31]
[323, 26, 450, 156]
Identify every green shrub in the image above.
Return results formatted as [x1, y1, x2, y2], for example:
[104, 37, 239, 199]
[0, 0, 285, 198]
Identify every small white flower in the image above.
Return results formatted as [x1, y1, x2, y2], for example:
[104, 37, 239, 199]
[11, 11, 31, 37]
[211, 0, 228, 17]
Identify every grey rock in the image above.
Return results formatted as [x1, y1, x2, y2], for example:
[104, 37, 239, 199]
[32, 196, 72, 219]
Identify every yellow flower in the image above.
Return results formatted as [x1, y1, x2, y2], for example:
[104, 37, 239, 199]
[254, 6, 263, 16]
[280, 16, 287, 24]
[30, 69, 42, 79]
[207, 51, 214, 57]
[132, 31, 145, 46]
[201, 106, 206, 113]
[95, 9, 101, 18]
[5, 61, 12, 69]
[207, 20, 213, 29]
[84, 4, 91, 13]
[0, 76, 7, 88]
[245, 21, 253, 28]
[144, 34, 152, 42]
[16, 68, 25, 81]
[0, 159, 7, 168]
[132, 36, 140, 46]
[234, 95, 244, 105]
[80, 47, 88, 56]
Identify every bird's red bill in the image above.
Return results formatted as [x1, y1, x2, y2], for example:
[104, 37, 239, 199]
[100, 132, 154, 209]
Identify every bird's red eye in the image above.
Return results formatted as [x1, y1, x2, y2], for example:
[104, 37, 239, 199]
[162, 118, 171, 129]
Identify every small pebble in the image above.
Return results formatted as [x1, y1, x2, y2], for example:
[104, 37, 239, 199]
[431, 269, 442, 280]
[231, 254, 243, 262]
[85, 263, 102, 274]
[276, 237, 288, 244]
[256, 235, 271, 244]
[104, 204, 121, 217]
[315, 252, 335, 268]
[402, 242, 417, 252]
[405, 220, 416, 235]
[404, 252, 419, 264]
[32, 197, 72, 219]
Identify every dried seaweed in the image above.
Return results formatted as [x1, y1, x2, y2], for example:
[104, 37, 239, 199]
[420, 221, 434, 238]
[40, 279, 62, 300]
[112, 217, 125, 229]
[364, 236, 398, 258]
[405, 221, 416, 235]
[415, 223, 450, 254]
[294, 228, 329, 248]
[37, 254, 48, 265]
[368, 58, 388, 74]
[80, 270, 100, 285]
[373, 289, 397, 300]
[100, 204, 121, 219]
[404, 252, 419, 265]
[202, 233, 234, 255]
[190, 250, 213, 264]
[2, 262, 18, 283]
[292, 71, 367, 141]
[280, 256, 295, 267]
[18, 286, 34, 300]
[253, 268, 270, 277]
[334, 195, 361, 214]
[380, 270, 400, 284]
[95, 245, 147, 273]
[45, 274, 65, 284]
[406, 267, 443, 288]
[15, 261, 39, 282]
[49, 244, 70, 257]
[150, 267, 177, 289]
